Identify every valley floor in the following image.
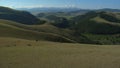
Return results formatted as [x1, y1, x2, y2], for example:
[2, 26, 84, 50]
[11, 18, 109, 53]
[0, 37, 120, 68]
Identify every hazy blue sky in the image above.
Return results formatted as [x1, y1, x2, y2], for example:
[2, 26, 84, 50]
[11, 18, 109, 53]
[0, 0, 120, 9]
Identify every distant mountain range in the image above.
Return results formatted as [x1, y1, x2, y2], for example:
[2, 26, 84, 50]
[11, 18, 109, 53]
[17, 7, 80, 14]
[17, 7, 120, 14]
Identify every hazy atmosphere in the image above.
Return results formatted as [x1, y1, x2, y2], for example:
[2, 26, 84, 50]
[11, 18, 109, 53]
[0, 0, 120, 9]
[0, 0, 120, 68]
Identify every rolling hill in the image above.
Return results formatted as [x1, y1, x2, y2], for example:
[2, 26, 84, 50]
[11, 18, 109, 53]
[70, 11, 120, 44]
[0, 19, 76, 43]
[71, 11, 120, 34]
[0, 19, 98, 44]
[0, 6, 120, 44]
[0, 6, 42, 25]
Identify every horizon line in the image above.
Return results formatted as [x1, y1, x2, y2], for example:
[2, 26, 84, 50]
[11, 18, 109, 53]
[1, 6, 120, 10]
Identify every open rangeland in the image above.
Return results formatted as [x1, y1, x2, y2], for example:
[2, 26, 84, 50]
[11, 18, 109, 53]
[0, 37, 120, 68]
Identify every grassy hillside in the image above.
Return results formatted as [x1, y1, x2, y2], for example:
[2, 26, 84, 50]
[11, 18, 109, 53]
[68, 11, 120, 44]
[0, 19, 97, 44]
[0, 37, 120, 68]
[0, 6, 42, 24]
[1, 7, 120, 44]
[0, 19, 75, 43]
[71, 11, 120, 34]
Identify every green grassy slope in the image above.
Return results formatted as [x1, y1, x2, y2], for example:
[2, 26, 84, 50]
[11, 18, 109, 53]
[0, 19, 95, 44]
[0, 19, 75, 43]
[1, 10, 120, 44]
[0, 37, 120, 68]
[71, 11, 120, 34]
[69, 11, 120, 44]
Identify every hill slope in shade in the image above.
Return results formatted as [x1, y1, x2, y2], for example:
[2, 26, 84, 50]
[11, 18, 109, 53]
[0, 6, 42, 25]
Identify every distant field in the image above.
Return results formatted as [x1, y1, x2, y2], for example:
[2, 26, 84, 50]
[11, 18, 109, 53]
[0, 37, 120, 68]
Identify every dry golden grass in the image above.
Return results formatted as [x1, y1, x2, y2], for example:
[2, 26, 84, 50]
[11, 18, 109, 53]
[91, 16, 120, 26]
[0, 37, 120, 68]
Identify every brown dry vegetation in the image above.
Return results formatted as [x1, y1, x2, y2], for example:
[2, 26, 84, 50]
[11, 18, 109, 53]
[0, 37, 120, 68]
